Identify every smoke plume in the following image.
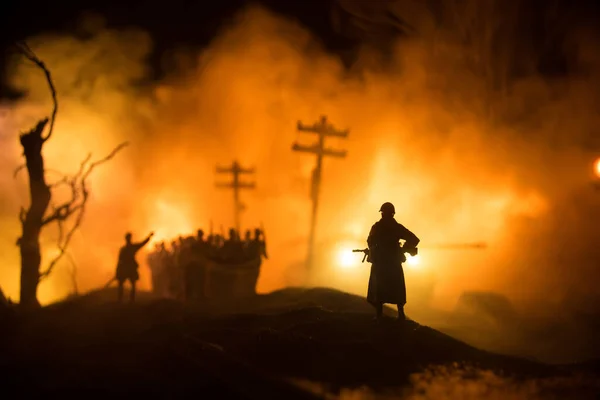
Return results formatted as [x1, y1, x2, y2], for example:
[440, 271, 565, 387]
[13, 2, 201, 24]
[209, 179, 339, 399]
[0, 3, 599, 327]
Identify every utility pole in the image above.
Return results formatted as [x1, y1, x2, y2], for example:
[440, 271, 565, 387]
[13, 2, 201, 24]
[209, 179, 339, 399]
[292, 115, 349, 271]
[215, 160, 256, 233]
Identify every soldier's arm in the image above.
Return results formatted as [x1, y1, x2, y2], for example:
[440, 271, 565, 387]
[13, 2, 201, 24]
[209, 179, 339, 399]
[366, 224, 377, 248]
[398, 224, 420, 249]
[133, 233, 154, 251]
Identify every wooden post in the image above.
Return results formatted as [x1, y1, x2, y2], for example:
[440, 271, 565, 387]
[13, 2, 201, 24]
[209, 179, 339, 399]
[215, 160, 256, 233]
[292, 115, 349, 271]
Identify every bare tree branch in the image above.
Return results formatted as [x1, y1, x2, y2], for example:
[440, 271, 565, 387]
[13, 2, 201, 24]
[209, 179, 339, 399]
[41, 153, 94, 226]
[38, 141, 129, 280]
[14, 41, 57, 143]
[13, 41, 127, 304]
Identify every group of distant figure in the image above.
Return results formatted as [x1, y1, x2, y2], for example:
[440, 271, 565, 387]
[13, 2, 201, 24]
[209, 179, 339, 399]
[147, 228, 268, 299]
[115, 201, 419, 325]
[114, 228, 268, 302]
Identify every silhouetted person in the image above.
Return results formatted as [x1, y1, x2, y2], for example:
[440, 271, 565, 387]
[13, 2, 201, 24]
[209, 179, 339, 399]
[152, 242, 169, 297]
[223, 228, 244, 261]
[166, 240, 180, 298]
[185, 229, 209, 301]
[243, 230, 253, 259]
[192, 229, 207, 255]
[116, 231, 154, 303]
[366, 202, 419, 321]
[147, 243, 163, 295]
[248, 228, 268, 260]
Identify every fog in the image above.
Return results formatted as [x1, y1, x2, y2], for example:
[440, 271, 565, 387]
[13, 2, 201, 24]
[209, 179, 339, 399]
[0, 3, 599, 352]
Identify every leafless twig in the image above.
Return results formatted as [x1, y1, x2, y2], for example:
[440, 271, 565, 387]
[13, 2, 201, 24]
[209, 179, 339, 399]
[14, 41, 57, 143]
[38, 141, 129, 280]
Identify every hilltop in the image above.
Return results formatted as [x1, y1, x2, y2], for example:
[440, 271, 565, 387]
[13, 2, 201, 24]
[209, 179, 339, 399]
[0, 287, 598, 399]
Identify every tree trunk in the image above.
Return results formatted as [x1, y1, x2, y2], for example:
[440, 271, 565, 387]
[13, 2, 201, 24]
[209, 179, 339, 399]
[18, 119, 51, 309]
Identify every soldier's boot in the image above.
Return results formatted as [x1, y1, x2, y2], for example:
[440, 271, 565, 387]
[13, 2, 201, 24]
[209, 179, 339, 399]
[130, 283, 136, 303]
[397, 304, 406, 321]
[117, 282, 124, 303]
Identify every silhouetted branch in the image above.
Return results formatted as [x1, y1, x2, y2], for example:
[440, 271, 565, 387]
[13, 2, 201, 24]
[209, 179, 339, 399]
[14, 41, 57, 143]
[47, 176, 69, 190]
[39, 141, 129, 281]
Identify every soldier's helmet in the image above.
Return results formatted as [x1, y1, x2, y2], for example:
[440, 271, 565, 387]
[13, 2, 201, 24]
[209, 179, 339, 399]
[379, 202, 395, 214]
[125, 232, 132, 241]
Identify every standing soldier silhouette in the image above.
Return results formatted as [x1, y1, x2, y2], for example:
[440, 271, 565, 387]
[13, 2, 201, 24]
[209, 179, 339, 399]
[116, 231, 154, 302]
[367, 202, 419, 321]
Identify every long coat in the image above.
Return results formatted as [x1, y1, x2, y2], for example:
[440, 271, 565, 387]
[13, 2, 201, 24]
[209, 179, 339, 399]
[366, 217, 419, 306]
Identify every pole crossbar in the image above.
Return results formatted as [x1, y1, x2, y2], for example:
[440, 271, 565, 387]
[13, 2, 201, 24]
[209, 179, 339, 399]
[291, 115, 349, 271]
[215, 160, 256, 233]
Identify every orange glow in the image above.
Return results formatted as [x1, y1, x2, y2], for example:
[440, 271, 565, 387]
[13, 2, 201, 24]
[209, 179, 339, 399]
[333, 242, 364, 269]
[147, 198, 195, 245]
[0, 7, 598, 312]
[336, 248, 356, 269]
[406, 254, 421, 269]
[594, 158, 600, 178]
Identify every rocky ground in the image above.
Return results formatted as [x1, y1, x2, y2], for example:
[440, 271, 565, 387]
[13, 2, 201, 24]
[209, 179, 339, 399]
[0, 287, 598, 399]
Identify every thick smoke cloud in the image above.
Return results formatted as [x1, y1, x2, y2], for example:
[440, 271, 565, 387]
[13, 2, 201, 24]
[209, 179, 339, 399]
[0, 4, 599, 327]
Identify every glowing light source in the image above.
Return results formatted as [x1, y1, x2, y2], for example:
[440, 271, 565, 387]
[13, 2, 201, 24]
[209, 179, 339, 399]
[406, 254, 421, 269]
[336, 247, 356, 269]
[148, 199, 194, 245]
[594, 158, 600, 178]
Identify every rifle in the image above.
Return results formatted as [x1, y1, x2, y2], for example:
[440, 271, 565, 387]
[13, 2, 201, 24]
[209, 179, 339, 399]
[352, 246, 418, 263]
[352, 248, 370, 263]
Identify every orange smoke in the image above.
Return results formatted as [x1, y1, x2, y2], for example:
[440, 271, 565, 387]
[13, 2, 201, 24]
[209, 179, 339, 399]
[0, 6, 599, 311]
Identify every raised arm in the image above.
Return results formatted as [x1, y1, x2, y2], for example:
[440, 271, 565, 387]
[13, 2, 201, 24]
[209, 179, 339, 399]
[133, 232, 154, 251]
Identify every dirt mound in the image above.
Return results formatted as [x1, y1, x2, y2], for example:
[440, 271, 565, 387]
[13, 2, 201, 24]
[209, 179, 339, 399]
[0, 287, 596, 398]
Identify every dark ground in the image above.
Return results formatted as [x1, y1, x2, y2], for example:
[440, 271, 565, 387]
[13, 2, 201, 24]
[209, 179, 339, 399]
[1, 287, 599, 399]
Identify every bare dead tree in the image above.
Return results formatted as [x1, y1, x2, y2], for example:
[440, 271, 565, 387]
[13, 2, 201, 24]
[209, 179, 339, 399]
[13, 41, 128, 309]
